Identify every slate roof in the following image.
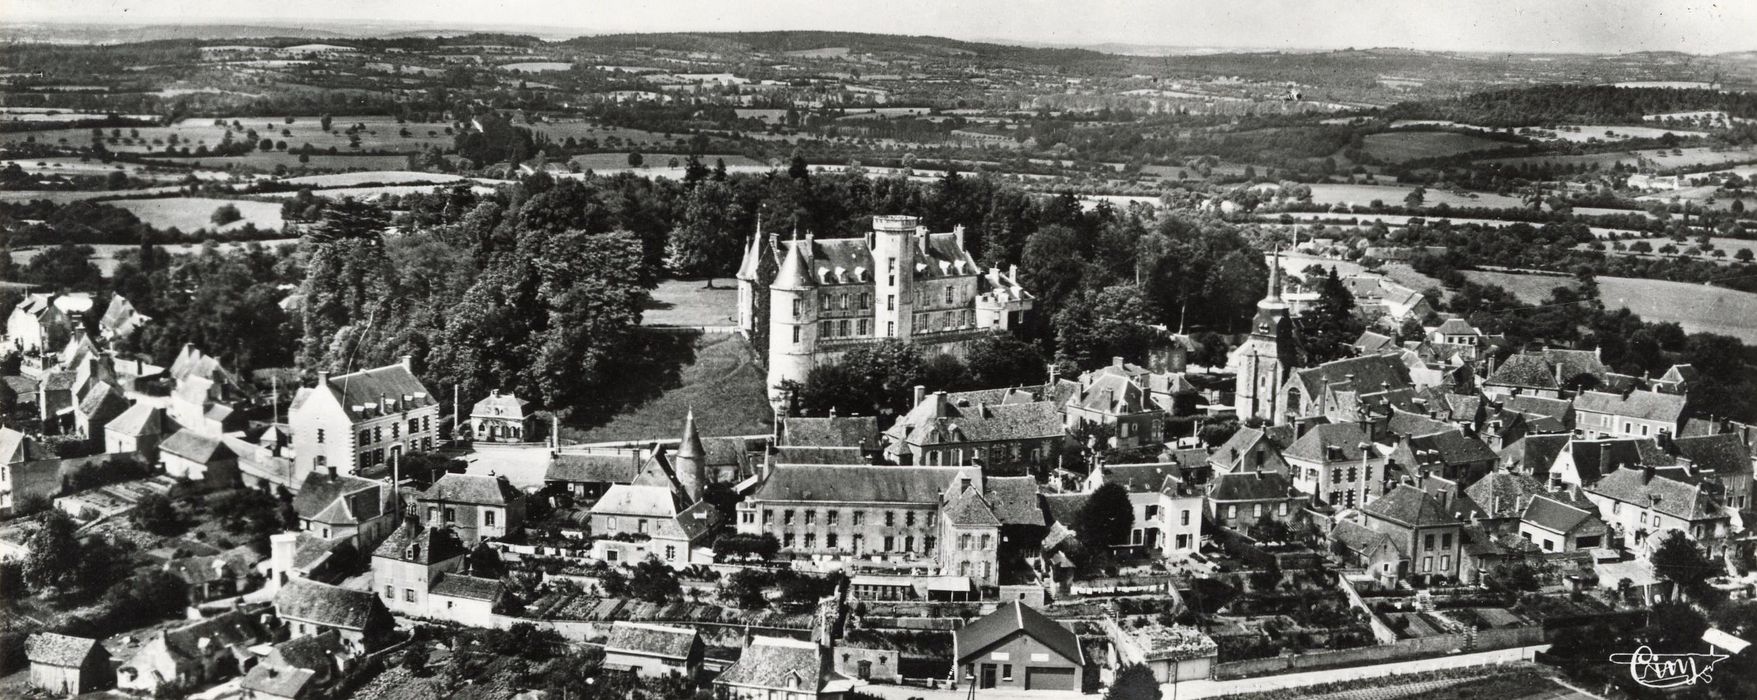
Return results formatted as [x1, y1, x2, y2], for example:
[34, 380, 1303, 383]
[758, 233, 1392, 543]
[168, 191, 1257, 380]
[606, 621, 698, 659]
[1385, 409, 1454, 440]
[26, 632, 101, 666]
[0, 427, 55, 464]
[1362, 484, 1461, 528]
[1573, 390, 1686, 424]
[1330, 519, 1402, 559]
[1400, 430, 1497, 469]
[546, 452, 642, 484]
[421, 473, 521, 506]
[1354, 331, 1396, 354]
[293, 472, 384, 525]
[1501, 434, 1571, 474]
[100, 295, 150, 338]
[429, 574, 503, 601]
[1432, 318, 1477, 336]
[887, 393, 1064, 447]
[241, 662, 318, 698]
[591, 483, 683, 519]
[321, 363, 435, 421]
[716, 636, 827, 691]
[750, 465, 959, 505]
[1098, 463, 1185, 493]
[773, 446, 868, 465]
[1568, 438, 1677, 483]
[780, 415, 880, 448]
[1672, 434, 1752, 477]
[1522, 495, 1597, 534]
[1292, 354, 1413, 399]
[274, 579, 384, 630]
[373, 521, 469, 565]
[105, 402, 164, 437]
[943, 485, 1002, 526]
[1586, 466, 1725, 522]
[159, 429, 235, 463]
[954, 601, 1083, 665]
[470, 390, 529, 420]
[1207, 471, 1298, 503]
[1503, 395, 1572, 422]
[1070, 371, 1152, 414]
[162, 609, 271, 661]
[1486, 354, 1561, 390]
[1041, 493, 1089, 526]
[983, 476, 1047, 526]
[1465, 470, 1547, 519]
[1285, 422, 1376, 464]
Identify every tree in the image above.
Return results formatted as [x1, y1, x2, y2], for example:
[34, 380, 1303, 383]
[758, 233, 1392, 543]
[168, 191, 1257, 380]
[210, 203, 243, 226]
[627, 558, 680, 603]
[131, 493, 181, 536]
[1105, 664, 1161, 700]
[1077, 483, 1134, 550]
[665, 180, 741, 285]
[1296, 268, 1365, 363]
[23, 511, 83, 594]
[1054, 285, 1157, 371]
[20, 243, 103, 291]
[965, 335, 1048, 388]
[1644, 601, 1708, 653]
[788, 152, 810, 179]
[598, 567, 629, 597]
[1403, 186, 1426, 209]
[626, 151, 643, 168]
[467, 544, 507, 579]
[320, 114, 333, 132]
[1650, 530, 1717, 589]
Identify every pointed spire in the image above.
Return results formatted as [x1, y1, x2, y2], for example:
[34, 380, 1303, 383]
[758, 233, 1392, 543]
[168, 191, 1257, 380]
[674, 408, 707, 503]
[1266, 245, 1283, 303]
[679, 408, 705, 460]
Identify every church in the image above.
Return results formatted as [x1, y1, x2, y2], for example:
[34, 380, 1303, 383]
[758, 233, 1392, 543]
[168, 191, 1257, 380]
[1231, 249, 1300, 423]
[736, 215, 1034, 403]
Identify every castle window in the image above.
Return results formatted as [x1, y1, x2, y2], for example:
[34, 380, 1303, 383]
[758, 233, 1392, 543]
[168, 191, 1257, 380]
[858, 319, 870, 336]
[839, 319, 850, 336]
[792, 298, 802, 318]
[887, 322, 895, 337]
[861, 293, 871, 309]
[944, 285, 953, 304]
[887, 294, 895, 311]
[792, 326, 801, 343]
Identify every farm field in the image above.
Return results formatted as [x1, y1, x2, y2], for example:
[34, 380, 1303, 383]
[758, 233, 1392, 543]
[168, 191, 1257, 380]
[108, 197, 285, 232]
[0, 186, 183, 204]
[1, 158, 242, 182]
[1635, 185, 1747, 211]
[1535, 124, 1708, 143]
[643, 278, 738, 327]
[259, 183, 496, 200]
[141, 152, 417, 172]
[0, 114, 460, 154]
[12, 238, 299, 274]
[279, 170, 470, 187]
[1479, 152, 1638, 170]
[1363, 131, 1518, 163]
[1462, 269, 1757, 342]
[1307, 183, 1526, 209]
[1642, 146, 1757, 171]
[1595, 236, 1756, 260]
[568, 152, 767, 171]
[530, 120, 673, 146]
[1271, 252, 1444, 295]
[1265, 211, 1646, 239]
[498, 62, 572, 72]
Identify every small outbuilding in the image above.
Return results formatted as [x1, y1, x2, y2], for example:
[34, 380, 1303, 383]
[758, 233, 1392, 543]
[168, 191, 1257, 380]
[953, 600, 1087, 692]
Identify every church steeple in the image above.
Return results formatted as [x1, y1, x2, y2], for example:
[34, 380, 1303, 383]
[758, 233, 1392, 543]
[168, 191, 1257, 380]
[1251, 246, 1291, 339]
[1265, 246, 1283, 303]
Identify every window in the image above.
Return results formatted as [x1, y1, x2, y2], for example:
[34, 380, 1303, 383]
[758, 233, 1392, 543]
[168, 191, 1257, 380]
[1181, 511, 1191, 526]
[924, 535, 935, 551]
[1441, 533, 1452, 548]
[428, 507, 438, 521]
[887, 294, 895, 311]
[405, 588, 417, 602]
[792, 326, 801, 343]
[903, 536, 913, 551]
[1424, 534, 1435, 550]
[784, 534, 795, 548]
[317, 429, 325, 444]
[944, 285, 954, 304]
[359, 430, 372, 445]
[1227, 505, 1238, 519]
[852, 534, 864, 551]
[375, 426, 383, 442]
[858, 319, 870, 335]
[384, 585, 393, 598]
[959, 534, 971, 549]
[839, 319, 850, 336]
[638, 519, 648, 533]
[887, 321, 895, 337]
[392, 422, 400, 439]
[805, 534, 816, 549]
[826, 533, 838, 548]
[409, 418, 420, 435]
[853, 511, 865, 526]
[828, 511, 839, 526]
[485, 510, 497, 527]
[883, 536, 895, 551]
[805, 510, 816, 525]
[741, 512, 754, 524]
[1253, 503, 1263, 517]
[905, 511, 916, 526]
[444, 507, 456, 523]
[1002, 664, 1012, 681]
[885, 511, 895, 527]
[606, 516, 618, 530]
[785, 509, 796, 525]
[980, 534, 992, 549]
[762, 509, 773, 524]
[1440, 555, 1451, 570]
[1422, 556, 1433, 572]
[792, 298, 802, 318]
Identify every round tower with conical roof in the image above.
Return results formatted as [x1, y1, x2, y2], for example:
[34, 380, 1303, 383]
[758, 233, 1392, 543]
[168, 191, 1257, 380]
[768, 235, 818, 405]
[675, 408, 707, 502]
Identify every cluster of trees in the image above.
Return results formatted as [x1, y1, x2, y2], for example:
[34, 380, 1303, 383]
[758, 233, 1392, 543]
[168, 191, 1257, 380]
[1385, 85, 1757, 128]
[784, 336, 1047, 420]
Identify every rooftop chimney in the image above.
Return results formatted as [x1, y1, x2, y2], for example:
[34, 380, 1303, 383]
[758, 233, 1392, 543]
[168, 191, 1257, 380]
[1112, 356, 1125, 369]
[932, 391, 949, 418]
[913, 385, 927, 407]
[317, 369, 330, 386]
[400, 354, 413, 371]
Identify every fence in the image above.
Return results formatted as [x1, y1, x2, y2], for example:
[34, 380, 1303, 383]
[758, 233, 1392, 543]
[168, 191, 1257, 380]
[1212, 624, 1543, 679]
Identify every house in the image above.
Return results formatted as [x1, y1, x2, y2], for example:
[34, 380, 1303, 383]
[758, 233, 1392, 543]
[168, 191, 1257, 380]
[1384, 429, 1498, 484]
[1482, 349, 1608, 400]
[1673, 433, 1753, 510]
[1329, 519, 1407, 583]
[98, 294, 150, 342]
[26, 632, 111, 695]
[883, 387, 1065, 469]
[468, 390, 534, 443]
[418, 473, 526, 543]
[1358, 483, 1464, 582]
[544, 451, 642, 504]
[273, 578, 395, 651]
[159, 429, 239, 483]
[1156, 476, 1205, 555]
[1284, 422, 1387, 510]
[938, 471, 1005, 587]
[1063, 358, 1166, 448]
[1517, 495, 1609, 552]
[1652, 364, 1698, 394]
[1584, 465, 1734, 557]
[1464, 468, 1550, 531]
[166, 345, 253, 437]
[735, 465, 955, 564]
[1550, 437, 1676, 488]
[164, 546, 261, 601]
[1572, 390, 1687, 440]
[239, 631, 359, 700]
[118, 608, 272, 694]
[6, 292, 88, 360]
[777, 415, 881, 449]
[1499, 433, 1571, 477]
[602, 621, 704, 679]
[1206, 470, 1303, 531]
[1352, 330, 1397, 355]
[288, 358, 440, 489]
[590, 447, 720, 567]
[1084, 462, 1188, 552]
[748, 215, 1034, 404]
[426, 574, 503, 627]
[371, 519, 468, 618]
[292, 468, 395, 550]
[1282, 354, 1414, 423]
[714, 635, 848, 700]
[105, 402, 170, 459]
[1342, 274, 1434, 327]
[954, 601, 1087, 692]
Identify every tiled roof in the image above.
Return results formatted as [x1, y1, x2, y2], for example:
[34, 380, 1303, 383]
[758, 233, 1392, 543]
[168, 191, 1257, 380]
[421, 473, 521, 506]
[1330, 520, 1400, 558]
[780, 415, 880, 448]
[1385, 409, 1453, 440]
[1486, 354, 1560, 389]
[1401, 430, 1497, 469]
[546, 452, 642, 485]
[1501, 433, 1571, 474]
[1572, 390, 1686, 424]
[716, 636, 826, 691]
[606, 621, 698, 659]
[105, 402, 164, 437]
[1672, 434, 1751, 477]
[1098, 463, 1185, 493]
[750, 465, 958, 505]
[887, 393, 1064, 446]
[591, 483, 683, 519]
[1362, 484, 1460, 528]
[159, 429, 234, 463]
[1285, 422, 1376, 464]
[1432, 318, 1477, 336]
[269, 630, 351, 671]
[26, 632, 100, 666]
[241, 662, 318, 698]
[1354, 331, 1396, 354]
[1504, 395, 1572, 421]
[293, 472, 384, 524]
[1586, 466, 1724, 522]
[1292, 354, 1412, 399]
[1041, 493, 1089, 527]
[373, 521, 469, 565]
[1465, 470, 1547, 519]
[0, 427, 55, 463]
[162, 609, 271, 661]
[429, 574, 503, 601]
[274, 579, 384, 630]
[1568, 438, 1677, 483]
[773, 446, 867, 465]
[1521, 495, 1597, 534]
[954, 601, 1083, 665]
[942, 486, 1001, 526]
[469, 391, 529, 420]
[983, 476, 1047, 526]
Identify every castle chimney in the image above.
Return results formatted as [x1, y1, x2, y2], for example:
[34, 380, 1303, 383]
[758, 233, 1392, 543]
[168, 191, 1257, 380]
[932, 391, 949, 417]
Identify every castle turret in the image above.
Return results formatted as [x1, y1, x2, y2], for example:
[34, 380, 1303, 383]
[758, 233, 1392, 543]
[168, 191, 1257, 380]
[735, 220, 766, 335]
[767, 237, 818, 405]
[871, 215, 918, 341]
[675, 408, 707, 502]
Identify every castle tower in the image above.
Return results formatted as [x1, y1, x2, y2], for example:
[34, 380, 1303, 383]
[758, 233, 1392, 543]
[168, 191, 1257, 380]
[734, 219, 765, 336]
[675, 408, 707, 502]
[767, 237, 818, 405]
[1233, 248, 1296, 424]
[870, 215, 919, 341]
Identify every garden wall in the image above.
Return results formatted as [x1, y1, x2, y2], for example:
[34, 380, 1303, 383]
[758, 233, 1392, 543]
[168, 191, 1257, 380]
[1212, 624, 1543, 679]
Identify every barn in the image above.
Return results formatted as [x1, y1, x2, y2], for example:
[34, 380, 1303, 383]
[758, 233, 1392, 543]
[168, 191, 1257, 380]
[953, 601, 1087, 692]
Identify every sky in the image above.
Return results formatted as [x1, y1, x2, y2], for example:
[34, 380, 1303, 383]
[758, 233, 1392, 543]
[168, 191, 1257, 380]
[5, 0, 1755, 54]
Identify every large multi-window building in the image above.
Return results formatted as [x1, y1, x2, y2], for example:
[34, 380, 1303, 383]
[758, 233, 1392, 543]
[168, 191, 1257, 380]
[288, 358, 440, 488]
[738, 215, 1033, 402]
